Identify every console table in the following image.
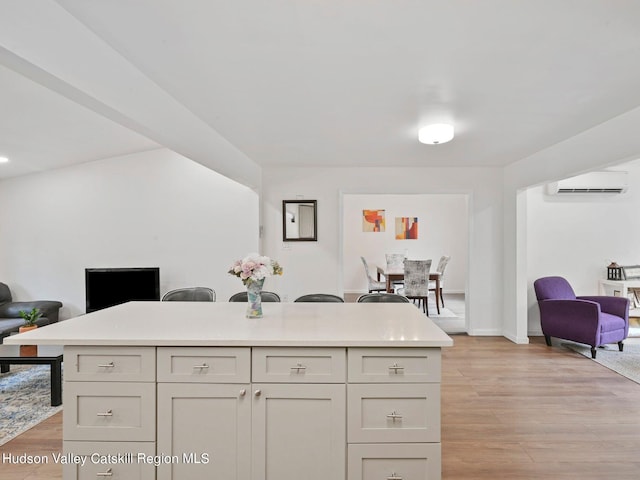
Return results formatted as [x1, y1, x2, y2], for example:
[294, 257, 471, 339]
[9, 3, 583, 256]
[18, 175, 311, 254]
[6, 301, 453, 480]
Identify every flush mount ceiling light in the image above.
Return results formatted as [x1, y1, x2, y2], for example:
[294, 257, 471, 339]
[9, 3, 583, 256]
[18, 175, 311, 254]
[0, 156, 9, 163]
[418, 123, 454, 145]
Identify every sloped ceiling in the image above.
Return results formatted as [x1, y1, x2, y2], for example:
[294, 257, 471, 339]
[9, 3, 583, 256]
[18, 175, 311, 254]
[1, 0, 640, 182]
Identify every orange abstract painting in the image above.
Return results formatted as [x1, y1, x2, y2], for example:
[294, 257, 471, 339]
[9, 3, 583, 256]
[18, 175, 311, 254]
[362, 209, 385, 232]
[395, 217, 418, 239]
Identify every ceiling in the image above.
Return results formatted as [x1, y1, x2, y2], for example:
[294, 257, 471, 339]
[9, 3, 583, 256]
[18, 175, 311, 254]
[2, 1, 640, 181]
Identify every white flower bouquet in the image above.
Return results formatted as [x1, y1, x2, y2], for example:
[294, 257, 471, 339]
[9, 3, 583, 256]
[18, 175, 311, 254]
[228, 253, 283, 286]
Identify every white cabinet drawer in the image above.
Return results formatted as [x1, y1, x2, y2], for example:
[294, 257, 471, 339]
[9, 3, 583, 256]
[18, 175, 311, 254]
[63, 441, 155, 480]
[65, 346, 156, 382]
[348, 443, 442, 480]
[157, 347, 250, 383]
[252, 347, 346, 383]
[64, 382, 156, 441]
[348, 348, 441, 383]
[348, 384, 440, 443]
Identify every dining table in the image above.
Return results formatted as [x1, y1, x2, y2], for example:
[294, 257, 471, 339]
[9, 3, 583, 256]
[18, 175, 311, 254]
[376, 265, 442, 313]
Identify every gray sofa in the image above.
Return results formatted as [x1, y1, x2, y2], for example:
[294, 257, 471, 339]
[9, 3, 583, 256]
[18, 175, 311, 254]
[0, 282, 63, 343]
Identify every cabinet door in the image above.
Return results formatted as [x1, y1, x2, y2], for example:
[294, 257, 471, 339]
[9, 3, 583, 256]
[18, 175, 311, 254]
[251, 383, 346, 480]
[157, 383, 251, 480]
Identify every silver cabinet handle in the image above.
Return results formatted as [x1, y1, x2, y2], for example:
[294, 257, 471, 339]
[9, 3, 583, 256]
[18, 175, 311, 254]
[96, 409, 113, 417]
[387, 473, 402, 480]
[193, 364, 209, 370]
[290, 363, 307, 372]
[98, 362, 115, 368]
[239, 389, 246, 397]
[96, 468, 113, 477]
[388, 363, 404, 373]
[254, 389, 262, 397]
[386, 411, 403, 421]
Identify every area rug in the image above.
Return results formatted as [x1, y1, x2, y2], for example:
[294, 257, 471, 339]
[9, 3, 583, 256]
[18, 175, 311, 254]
[0, 364, 63, 446]
[564, 342, 640, 385]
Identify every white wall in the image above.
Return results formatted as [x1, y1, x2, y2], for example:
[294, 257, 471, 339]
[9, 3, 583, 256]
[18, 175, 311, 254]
[0, 149, 259, 318]
[526, 163, 640, 334]
[504, 105, 640, 343]
[261, 166, 503, 336]
[342, 194, 468, 294]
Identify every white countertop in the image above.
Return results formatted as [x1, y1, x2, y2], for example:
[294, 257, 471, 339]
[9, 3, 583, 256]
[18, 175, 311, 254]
[4, 301, 453, 347]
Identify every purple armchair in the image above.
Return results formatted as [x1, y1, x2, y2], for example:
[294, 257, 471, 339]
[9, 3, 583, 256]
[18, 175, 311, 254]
[533, 276, 629, 359]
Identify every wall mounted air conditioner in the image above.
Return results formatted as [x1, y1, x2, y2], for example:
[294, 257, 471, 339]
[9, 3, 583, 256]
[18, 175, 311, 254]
[546, 171, 629, 195]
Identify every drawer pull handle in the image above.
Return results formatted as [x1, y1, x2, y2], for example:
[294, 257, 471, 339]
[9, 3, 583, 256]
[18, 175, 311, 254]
[386, 411, 403, 421]
[239, 389, 246, 397]
[387, 473, 402, 480]
[96, 409, 113, 417]
[96, 468, 113, 477]
[290, 363, 307, 372]
[98, 362, 115, 368]
[193, 364, 209, 370]
[254, 389, 262, 397]
[389, 363, 404, 373]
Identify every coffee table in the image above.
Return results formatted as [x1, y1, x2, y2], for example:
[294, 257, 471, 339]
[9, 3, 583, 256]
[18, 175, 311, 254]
[0, 344, 63, 406]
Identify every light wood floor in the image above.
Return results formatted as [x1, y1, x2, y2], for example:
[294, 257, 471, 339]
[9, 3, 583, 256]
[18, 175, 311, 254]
[2, 335, 640, 479]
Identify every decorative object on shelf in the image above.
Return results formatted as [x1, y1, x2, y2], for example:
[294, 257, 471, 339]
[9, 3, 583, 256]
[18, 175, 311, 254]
[607, 262, 623, 280]
[18, 308, 41, 356]
[622, 265, 640, 280]
[228, 254, 283, 318]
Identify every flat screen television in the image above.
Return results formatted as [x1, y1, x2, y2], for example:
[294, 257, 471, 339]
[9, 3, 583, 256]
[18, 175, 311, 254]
[85, 267, 160, 313]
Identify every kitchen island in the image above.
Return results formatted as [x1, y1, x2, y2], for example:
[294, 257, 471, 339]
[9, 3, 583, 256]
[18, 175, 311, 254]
[6, 301, 453, 480]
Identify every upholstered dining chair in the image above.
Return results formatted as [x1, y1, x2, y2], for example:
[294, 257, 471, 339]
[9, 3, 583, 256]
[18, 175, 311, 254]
[228, 291, 281, 302]
[360, 257, 386, 293]
[429, 255, 451, 309]
[533, 276, 629, 359]
[385, 253, 406, 291]
[397, 259, 432, 315]
[294, 294, 345, 303]
[161, 287, 215, 302]
[356, 293, 411, 303]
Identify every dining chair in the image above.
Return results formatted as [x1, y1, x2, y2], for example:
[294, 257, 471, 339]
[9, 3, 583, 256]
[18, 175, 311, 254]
[385, 253, 405, 269]
[161, 287, 215, 301]
[397, 259, 432, 314]
[294, 293, 345, 303]
[360, 257, 387, 293]
[385, 253, 406, 291]
[429, 255, 451, 309]
[228, 291, 281, 302]
[356, 293, 411, 303]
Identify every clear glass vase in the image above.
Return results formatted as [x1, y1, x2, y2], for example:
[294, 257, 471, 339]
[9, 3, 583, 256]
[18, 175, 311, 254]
[246, 278, 265, 318]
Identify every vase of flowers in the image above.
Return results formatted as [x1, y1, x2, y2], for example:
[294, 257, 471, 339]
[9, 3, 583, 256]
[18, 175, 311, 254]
[229, 253, 283, 318]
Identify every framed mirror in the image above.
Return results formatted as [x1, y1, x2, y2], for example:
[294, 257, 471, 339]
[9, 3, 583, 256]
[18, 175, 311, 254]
[283, 200, 317, 241]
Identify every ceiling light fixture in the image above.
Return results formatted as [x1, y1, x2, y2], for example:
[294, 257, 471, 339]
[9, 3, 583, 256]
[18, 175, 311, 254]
[418, 123, 454, 145]
[0, 156, 9, 163]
